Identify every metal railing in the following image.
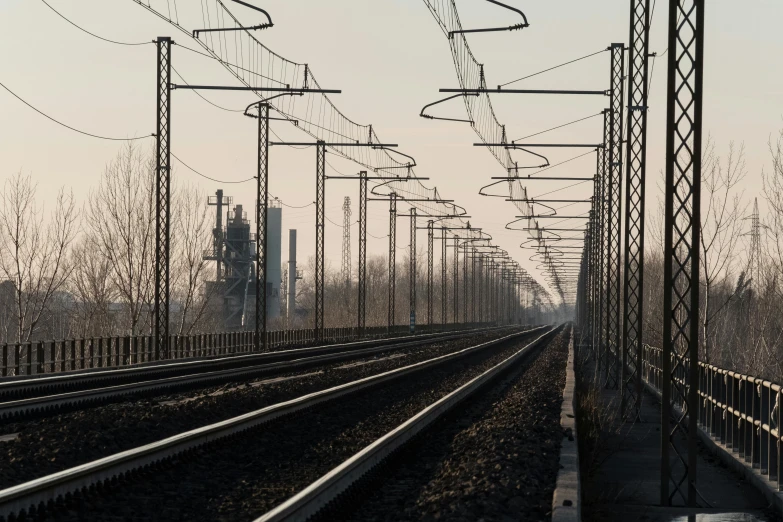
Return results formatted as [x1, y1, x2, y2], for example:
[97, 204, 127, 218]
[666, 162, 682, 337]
[0, 322, 492, 377]
[642, 344, 782, 491]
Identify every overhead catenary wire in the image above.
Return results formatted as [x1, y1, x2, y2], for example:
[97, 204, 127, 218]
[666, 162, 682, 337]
[536, 180, 592, 198]
[174, 41, 284, 86]
[512, 112, 602, 142]
[0, 80, 153, 141]
[498, 48, 608, 88]
[39, 0, 152, 46]
[171, 152, 255, 184]
[172, 66, 243, 112]
[528, 150, 595, 177]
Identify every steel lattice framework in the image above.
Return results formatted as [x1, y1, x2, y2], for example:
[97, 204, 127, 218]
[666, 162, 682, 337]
[315, 142, 326, 340]
[441, 226, 447, 324]
[598, 112, 610, 380]
[621, 0, 651, 420]
[342, 196, 352, 292]
[587, 207, 599, 357]
[604, 44, 625, 390]
[453, 237, 459, 323]
[427, 221, 434, 325]
[358, 172, 368, 334]
[388, 195, 397, 330]
[154, 37, 171, 360]
[410, 208, 417, 332]
[660, 0, 705, 507]
[255, 104, 269, 351]
[463, 243, 469, 324]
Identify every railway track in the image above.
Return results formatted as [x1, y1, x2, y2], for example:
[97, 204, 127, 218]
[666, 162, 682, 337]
[0, 327, 511, 420]
[0, 326, 551, 521]
[257, 325, 569, 522]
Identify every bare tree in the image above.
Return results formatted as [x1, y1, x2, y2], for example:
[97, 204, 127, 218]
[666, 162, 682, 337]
[170, 183, 213, 335]
[69, 237, 115, 338]
[699, 140, 748, 363]
[84, 143, 155, 336]
[0, 171, 78, 342]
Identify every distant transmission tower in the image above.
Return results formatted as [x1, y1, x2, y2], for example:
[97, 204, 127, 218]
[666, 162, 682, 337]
[749, 197, 762, 293]
[342, 196, 352, 290]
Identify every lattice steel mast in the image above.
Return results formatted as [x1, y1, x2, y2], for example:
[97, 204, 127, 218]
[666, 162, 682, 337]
[622, 0, 651, 420]
[389, 194, 397, 331]
[660, 0, 705, 506]
[255, 104, 269, 351]
[154, 37, 171, 359]
[358, 173, 367, 334]
[342, 196, 352, 294]
[410, 208, 417, 332]
[605, 43, 625, 390]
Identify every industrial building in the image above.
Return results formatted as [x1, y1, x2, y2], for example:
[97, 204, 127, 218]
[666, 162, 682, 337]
[203, 189, 282, 330]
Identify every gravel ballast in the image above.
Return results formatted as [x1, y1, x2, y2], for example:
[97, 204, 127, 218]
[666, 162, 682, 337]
[0, 330, 520, 490]
[341, 329, 568, 522]
[30, 332, 541, 521]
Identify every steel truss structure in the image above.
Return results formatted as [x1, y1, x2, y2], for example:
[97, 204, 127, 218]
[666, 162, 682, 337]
[154, 37, 171, 359]
[255, 104, 269, 351]
[453, 237, 460, 323]
[599, 112, 611, 381]
[358, 172, 368, 334]
[427, 221, 434, 325]
[442, 226, 448, 324]
[315, 142, 326, 340]
[389, 195, 397, 331]
[660, 0, 705, 507]
[621, 0, 651, 420]
[410, 208, 417, 332]
[604, 43, 625, 390]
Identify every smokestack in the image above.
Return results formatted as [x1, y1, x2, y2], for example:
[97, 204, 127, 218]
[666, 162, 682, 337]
[288, 229, 297, 319]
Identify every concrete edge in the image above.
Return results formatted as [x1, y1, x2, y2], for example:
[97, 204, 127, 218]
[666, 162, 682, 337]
[552, 326, 581, 522]
[642, 380, 783, 517]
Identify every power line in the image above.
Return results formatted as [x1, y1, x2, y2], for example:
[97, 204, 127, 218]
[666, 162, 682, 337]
[39, 0, 151, 46]
[536, 180, 592, 198]
[529, 150, 595, 177]
[498, 48, 608, 88]
[171, 152, 255, 184]
[512, 113, 602, 142]
[173, 42, 284, 86]
[172, 66, 242, 112]
[0, 80, 153, 141]
[276, 200, 314, 209]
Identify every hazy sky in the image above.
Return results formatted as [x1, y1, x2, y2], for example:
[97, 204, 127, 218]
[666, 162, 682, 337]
[2, 0, 782, 300]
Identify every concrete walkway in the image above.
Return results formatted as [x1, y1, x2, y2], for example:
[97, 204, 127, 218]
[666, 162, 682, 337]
[581, 371, 774, 522]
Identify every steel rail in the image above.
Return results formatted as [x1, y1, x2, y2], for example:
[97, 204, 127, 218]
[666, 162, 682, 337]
[0, 328, 511, 418]
[255, 325, 561, 521]
[0, 328, 495, 401]
[0, 326, 548, 520]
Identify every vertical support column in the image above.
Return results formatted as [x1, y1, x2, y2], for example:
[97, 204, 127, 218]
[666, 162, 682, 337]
[154, 37, 171, 360]
[357, 171, 367, 335]
[622, 0, 651, 420]
[441, 227, 447, 324]
[255, 103, 269, 352]
[605, 43, 625, 390]
[315, 141, 326, 341]
[471, 250, 477, 323]
[585, 217, 595, 348]
[599, 113, 610, 382]
[409, 208, 417, 333]
[476, 256, 482, 323]
[661, 0, 705, 506]
[463, 243, 469, 324]
[453, 237, 459, 324]
[388, 195, 397, 331]
[427, 221, 434, 325]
